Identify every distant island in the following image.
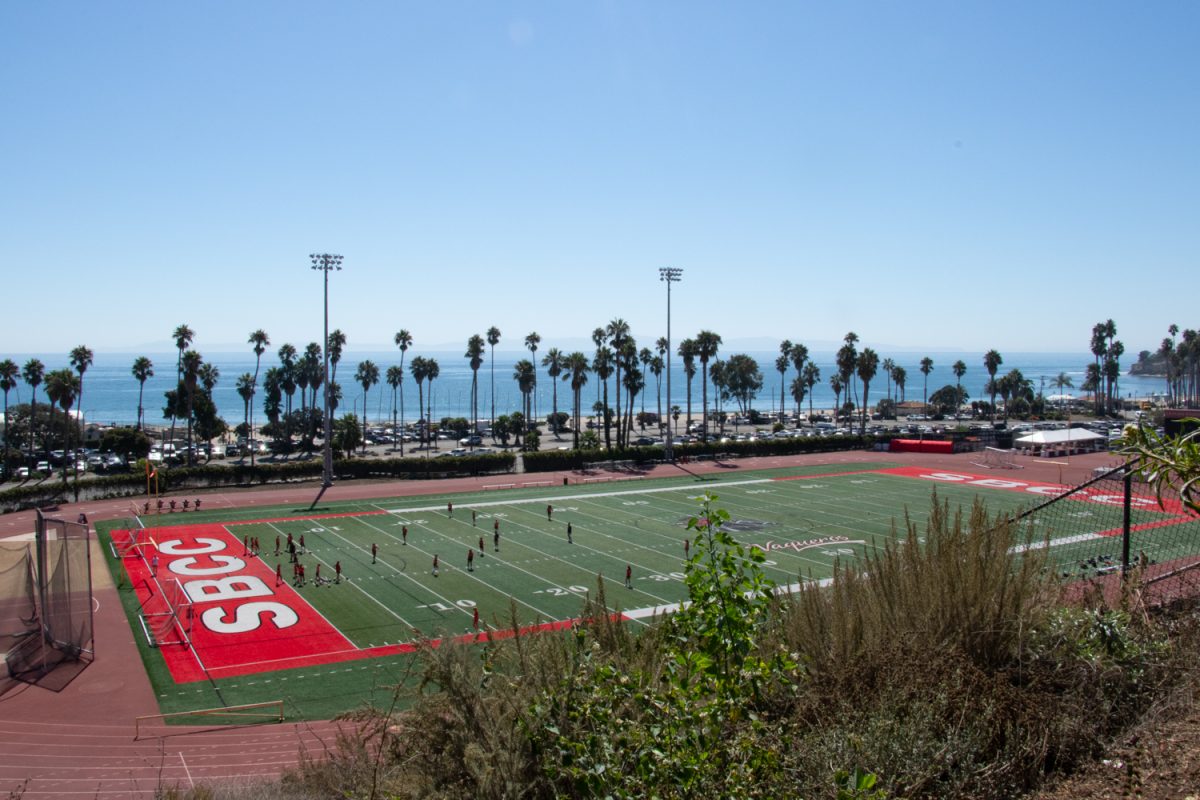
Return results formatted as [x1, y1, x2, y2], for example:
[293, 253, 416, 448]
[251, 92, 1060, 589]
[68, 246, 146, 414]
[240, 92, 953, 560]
[1130, 349, 1167, 377]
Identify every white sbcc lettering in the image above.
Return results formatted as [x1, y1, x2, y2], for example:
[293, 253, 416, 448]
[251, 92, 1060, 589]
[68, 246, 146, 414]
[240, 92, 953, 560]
[169, 555, 246, 576]
[159, 538, 225, 555]
[201, 602, 299, 634]
[184, 575, 273, 603]
[924, 472, 969, 482]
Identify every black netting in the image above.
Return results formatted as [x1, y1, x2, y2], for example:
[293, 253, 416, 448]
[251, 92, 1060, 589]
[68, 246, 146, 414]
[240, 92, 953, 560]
[0, 543, 38, 694]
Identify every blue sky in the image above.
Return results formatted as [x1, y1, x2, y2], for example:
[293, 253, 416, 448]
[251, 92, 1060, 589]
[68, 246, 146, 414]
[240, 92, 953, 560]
[2, 2, 1195, 358]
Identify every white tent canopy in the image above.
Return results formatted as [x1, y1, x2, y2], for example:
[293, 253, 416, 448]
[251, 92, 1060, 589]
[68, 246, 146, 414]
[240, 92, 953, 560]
[1015, 428, 1104, 446]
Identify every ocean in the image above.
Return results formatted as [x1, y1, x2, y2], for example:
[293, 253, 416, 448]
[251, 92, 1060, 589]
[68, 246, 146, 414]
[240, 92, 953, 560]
[0, 350, 1167, 430]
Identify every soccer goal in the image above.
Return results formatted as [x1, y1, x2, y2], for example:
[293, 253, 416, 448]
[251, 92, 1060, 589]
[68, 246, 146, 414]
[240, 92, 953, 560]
[138, 577, 194, 648]
[974, 446, 1022, 470]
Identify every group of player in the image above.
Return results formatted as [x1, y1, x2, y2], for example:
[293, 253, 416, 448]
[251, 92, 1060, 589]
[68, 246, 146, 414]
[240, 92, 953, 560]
[275, 558, 342, 587]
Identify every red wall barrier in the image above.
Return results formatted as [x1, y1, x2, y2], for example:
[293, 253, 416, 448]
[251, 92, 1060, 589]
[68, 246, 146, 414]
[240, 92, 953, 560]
[889, 439, 954, 454]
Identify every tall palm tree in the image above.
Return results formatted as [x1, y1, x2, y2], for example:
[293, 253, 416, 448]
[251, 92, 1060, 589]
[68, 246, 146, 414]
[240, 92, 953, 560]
[789, 375, 807, 426]
[22, 359, 45, 461]
[789, 342, 809, 409]
[131, 356, 153, 432]
[592, 347, 614, 450]
[857, 348, 879, 433]
[181, 350, 202, 465]
[607, 319, 630, 446]
[394, 329, 412, 455]
[622, 364, 644, 441]
[425, 358, 440, 449]
[638, 347, 653, 419]
[486, 327, 501, 428]
[386, 366, 404, 452]
[983, 350, 1003, 422]
[694, 330, 721, 437]
[44, 369, 79, 488]
[591, 328, 607, 409]
[0, 359, 18, 479]
[882, 357, 896, 402]
[525, 332, 541, 427]
[615, 339, 637, 447]
[409, 356, 429, 449]
[952, 360, 967, 421]
[775, 340, 792, 423]
[236, 373, 255, 449]
[1050, 371, 1074, 414]
[168, 324, 194, 453]
[69, 345, 93, 438]
[836, 334, 859, 415]
[354, 360, 380, 454]
[650, 355, 664, 429]
[327, 329, 347, 385]
[802, 361, 821, 420]
[248, 329, 269, 466]
[919, 357, 934, 417]
[565, 352, 590, 449]
[829, 374, 844, 423]
[278, 344, 299, 426]
[466, 334, 485, 436]
[302, 342, 322, 448]
[892, 366, 907, 404]
[513, 359, 536, 446]
[542, 347, 564, 438]
[678, 338, 696, 430]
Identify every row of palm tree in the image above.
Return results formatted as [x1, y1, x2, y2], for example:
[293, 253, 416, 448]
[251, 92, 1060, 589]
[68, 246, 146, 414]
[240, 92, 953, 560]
[1156, 324, 1200, 407]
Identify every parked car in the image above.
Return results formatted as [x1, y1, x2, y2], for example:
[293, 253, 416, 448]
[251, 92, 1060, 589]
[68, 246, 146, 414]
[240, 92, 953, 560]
[459, 435, 483, 446]
[14, 466, 30, 480]
[36, 461, 52, 476]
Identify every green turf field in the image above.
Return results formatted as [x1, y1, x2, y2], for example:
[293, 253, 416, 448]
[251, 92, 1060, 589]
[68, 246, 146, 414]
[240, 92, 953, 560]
[98, 461, 1198, 721]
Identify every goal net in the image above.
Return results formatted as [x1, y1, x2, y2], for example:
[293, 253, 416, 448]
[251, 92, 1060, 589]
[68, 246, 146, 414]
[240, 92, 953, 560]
[139, 577, 194, 648]
[975, 446, 1021, 470]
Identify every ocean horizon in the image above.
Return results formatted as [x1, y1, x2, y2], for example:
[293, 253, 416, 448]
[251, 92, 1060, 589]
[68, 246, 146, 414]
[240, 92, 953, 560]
[0, 349, 1166, 430]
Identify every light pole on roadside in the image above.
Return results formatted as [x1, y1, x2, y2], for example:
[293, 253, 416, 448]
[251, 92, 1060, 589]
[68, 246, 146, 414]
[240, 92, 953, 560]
[311, 253, 342, 490]
[659, 267, 682, 463]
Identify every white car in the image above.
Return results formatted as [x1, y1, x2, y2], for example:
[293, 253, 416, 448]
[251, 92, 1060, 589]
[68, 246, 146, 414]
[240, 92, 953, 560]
[14, 466, 30, 480]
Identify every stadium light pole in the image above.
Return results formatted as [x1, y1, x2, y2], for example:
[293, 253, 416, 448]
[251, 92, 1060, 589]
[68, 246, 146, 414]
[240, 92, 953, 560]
[659, 267, 682, 463]
[311, 253, 342, 491]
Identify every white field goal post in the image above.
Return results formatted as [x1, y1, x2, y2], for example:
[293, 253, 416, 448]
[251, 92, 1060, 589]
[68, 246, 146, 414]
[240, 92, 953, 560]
[974, 446, 1022, 470]
[138, 577, 194, 648]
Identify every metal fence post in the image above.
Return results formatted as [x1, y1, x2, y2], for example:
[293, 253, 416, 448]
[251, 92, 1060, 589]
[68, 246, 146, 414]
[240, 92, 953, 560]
[1121, 470, 1133, 578]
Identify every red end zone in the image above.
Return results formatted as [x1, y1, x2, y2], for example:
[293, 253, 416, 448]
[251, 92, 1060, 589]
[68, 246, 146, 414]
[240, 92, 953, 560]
[123, 523, 360, 683]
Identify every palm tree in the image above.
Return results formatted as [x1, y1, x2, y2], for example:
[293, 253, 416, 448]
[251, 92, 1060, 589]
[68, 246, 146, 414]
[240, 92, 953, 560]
[591, 328, 607, 409]
[789, 376, 807, 427]
[425, 358, 440, 449]
[802, 361, 821, 420]
[919, 357, 934, 417]
[857, 348, 879, 433]
[248, 329, 269, 466]
[789, 343, 809, 414]
[327, 329, 347, 385]
[592, 347, 614, 450]
[775, 340, 792, 424]
[69, 345, 93, 438]
[622, 364, 644, 441]
[649, 354, 664, 430]
[22, 359, 45, 461]
[394, 329, 412, 453]
[44, 369, 79, 487]
[131, 356, 153, 432]
[893, 366, 907, 404]
[302, 343, 323, 451]
[355, 360, 380, 454]
[1050, 371, 1075, 414]
[881, 357, 895, 403]
[409, 356, 429, 449]
[615, 339, 637, 447]
[607, 319, 630, 446]
[168, 324, 194, 453]
[181, 350, 202, 465]
[678, 338, 696, 430]
[0, 359, 18, 479]
[236, 373, 255, 449]
[565, 352, 590, 449]
[638, 347, 653, 419]
[199, 363, 220, 393]
[542, 348, 564, 438]
[513, 359, 536, 446]
[694, 330, 721, 438]
[983, 350, 1003, 422]
[952, 360, 967, 421]
[525, 332, 541, 427]
[466, 334, 485, 437]
[830, 374, 844, 423]
[486, 327, 501, 428]
[837, 333, 860, 411]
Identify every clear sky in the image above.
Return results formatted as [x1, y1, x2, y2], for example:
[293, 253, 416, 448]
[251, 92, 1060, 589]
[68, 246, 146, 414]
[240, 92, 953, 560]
[2, 2, 1195, 358]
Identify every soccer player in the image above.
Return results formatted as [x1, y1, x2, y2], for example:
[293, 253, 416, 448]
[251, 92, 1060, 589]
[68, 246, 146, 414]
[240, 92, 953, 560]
[567, 522, 573, 544]
[684, 538, 690, 558]
[467, 548, 475, 572]
[243, 536, 250, 556]
[402, 525, 408, 545]
[478, 536, 486, 557]
[371, 542, 378, 564]
[275, 563, 283, 587]
[547, 504, 553, 521]
[447, 501, 453, 517]
[625, 564, 632, 589]
[299, 534, 306, 554]
[288, 539, 297, 563]
[472, 509, 477, 526]
[275, 535, 281, 556]
[432, 554, 440, 577]
[151, 554, 159, 577]
[472, 607, 480, 630]
[315, 563, 323, 585]
[335, 560, 342, 584]
[493, 528, 500, 553]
